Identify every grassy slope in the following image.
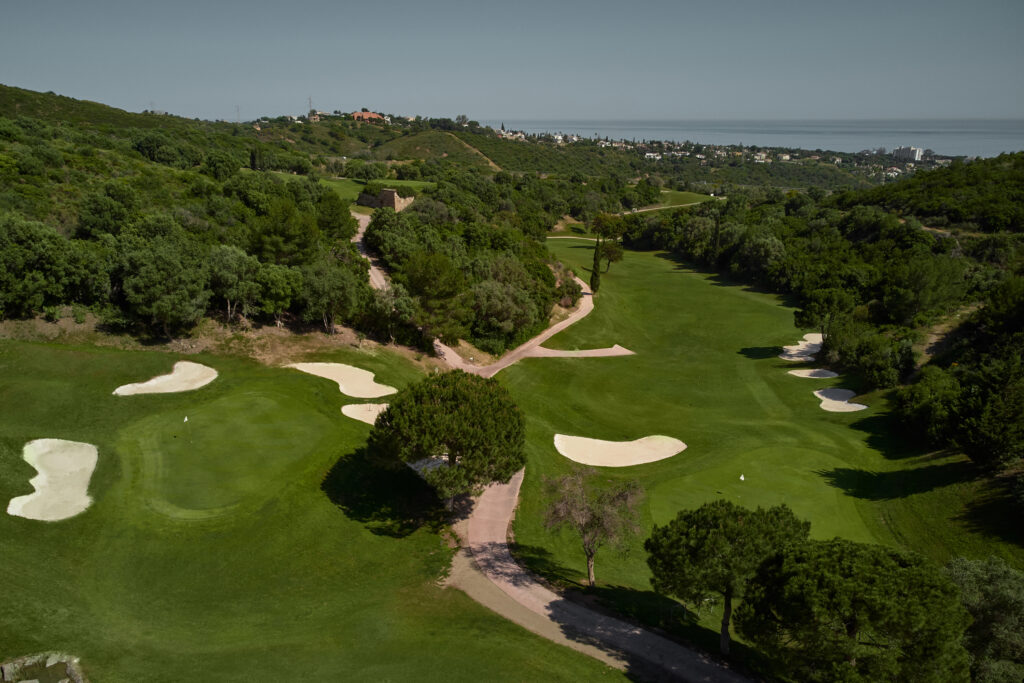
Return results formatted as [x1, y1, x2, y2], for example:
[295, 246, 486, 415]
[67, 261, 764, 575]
[373, 131, 493, 169]
[319, 176, 435, 203]
[0, 340, 621, 682]
[503, 239, 1023, 650]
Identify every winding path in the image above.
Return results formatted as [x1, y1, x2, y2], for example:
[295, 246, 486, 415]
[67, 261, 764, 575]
[448, 471, 750, 682]
[433, 275, 633, 378]
[353, 223, 737, 678]
[350, 211, 389, 290]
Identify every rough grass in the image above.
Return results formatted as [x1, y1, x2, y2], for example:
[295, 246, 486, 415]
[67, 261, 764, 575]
[0, 340, 622, 682]
[504, 239, 1024, 654]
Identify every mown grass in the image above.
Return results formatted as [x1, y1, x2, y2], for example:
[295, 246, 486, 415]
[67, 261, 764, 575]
[319, 176, 435, 202]
[0, 340, 622, 682]
[503, 239, 1023, 655]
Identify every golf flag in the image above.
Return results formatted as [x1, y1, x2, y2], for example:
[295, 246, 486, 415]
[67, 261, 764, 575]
[184, 416, 189, 423]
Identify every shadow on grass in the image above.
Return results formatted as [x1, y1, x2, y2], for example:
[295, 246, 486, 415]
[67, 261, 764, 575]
[500, 543, 752, 681]
[849, 413, 932, 460]
[957, 477, 1024, 548]
[816, 458, 977, 500]
[321, 447, 447, 537]
[652, 252, 802, 308]
[738, 346, 780, 360]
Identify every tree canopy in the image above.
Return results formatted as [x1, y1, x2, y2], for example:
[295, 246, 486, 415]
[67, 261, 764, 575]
[544, 468, 643, 587]
[368, 371, 526, 505]
[735, 539, 970, 682]
[644, 499, 810, 655]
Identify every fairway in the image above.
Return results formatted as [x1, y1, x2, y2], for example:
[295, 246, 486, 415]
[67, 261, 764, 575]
[0, 342, 622, 682]
[504, 238, 1021, 648]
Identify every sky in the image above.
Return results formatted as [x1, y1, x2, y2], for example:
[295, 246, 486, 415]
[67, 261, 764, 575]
[1, 0, 1022, 122]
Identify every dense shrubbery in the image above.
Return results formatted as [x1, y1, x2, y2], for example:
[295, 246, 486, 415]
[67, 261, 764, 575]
[833, 152, 1024, 232]
[622, 190, 982, 388]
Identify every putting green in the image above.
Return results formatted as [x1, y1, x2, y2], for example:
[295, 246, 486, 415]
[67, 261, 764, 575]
[0, 341, 622, 682]
[118, 391, 333, 518]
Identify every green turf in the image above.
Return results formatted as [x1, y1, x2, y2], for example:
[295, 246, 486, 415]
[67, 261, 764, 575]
[656, 190, 712, 208]
[0, 341, 622, 682]
[320, 176, 435, 202]
[503, 238, 1023, 652]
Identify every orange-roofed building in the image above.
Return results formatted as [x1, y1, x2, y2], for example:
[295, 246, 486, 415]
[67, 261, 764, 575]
[352, 111, 383, 122]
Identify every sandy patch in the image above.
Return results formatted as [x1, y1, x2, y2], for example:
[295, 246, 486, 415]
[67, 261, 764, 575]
[341, 403, 388, 425]
[7, 439, 98, 521]
[528, 344, 635, 358]
[553, 434, 686, 467]
[814, 388, 868, 412]
[113, 361, 218, 395]
[788, 368, 839, 379]
[287, 362, 397, 398]
[780, 333, 823, 362]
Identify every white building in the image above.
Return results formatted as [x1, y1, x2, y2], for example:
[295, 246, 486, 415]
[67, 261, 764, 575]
[893, 146, 923, 161]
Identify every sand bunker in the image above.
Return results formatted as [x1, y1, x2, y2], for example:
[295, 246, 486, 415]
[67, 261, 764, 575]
[553, 434, 686, 467]
[814, 388, 868, 412]
[788, 368, 839, 379]
[779, 333, 823, 362]
[7, 439, 98, 521]
[341, 403, 388, 425]
[528, 344, 635, 359]
[287, 363, 397, 398]
[113, 361, 218, 395]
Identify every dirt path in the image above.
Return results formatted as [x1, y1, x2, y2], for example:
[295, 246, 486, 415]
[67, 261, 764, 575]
[434, 275, 633, 378]
[447, 470, 750, 682]
[620, 201, 705, 216]
[445, 132, 502, 171]
[350, 211, 389, 291]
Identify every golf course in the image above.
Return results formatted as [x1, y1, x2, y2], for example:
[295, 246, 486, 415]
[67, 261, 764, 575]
[2, 238, 1020, 680]
[0, 343, 622, 681]
[502, 238, 1023, 652]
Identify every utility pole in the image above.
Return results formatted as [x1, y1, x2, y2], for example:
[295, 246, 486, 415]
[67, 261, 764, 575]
[308, 96, 313, 114]
[235, 105, 240, 124]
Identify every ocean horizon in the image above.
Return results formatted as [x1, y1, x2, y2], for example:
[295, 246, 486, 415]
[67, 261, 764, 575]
[478, 118, 1024, 159]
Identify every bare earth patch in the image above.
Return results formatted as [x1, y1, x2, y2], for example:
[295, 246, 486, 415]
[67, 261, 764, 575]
[788, 368, 839, 379]
[113, 361, 218, 395]
[553, 434, 686, 467]
[814, 388, 868, 412]
[7, 439, 98, 521]
[287, 362, 397, 398]
[779, 333, 823, 362]
[341, 403, 388, 425]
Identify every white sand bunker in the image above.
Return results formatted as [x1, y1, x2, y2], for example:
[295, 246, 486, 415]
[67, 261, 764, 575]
[287, 362, 397, 398]
[7, 439, 98, 521]
[341, 403, 388, 425]
[553, 434, 686, 467]
[788, 368, 839, 379]
[113, 361, 218, 395]
[814, 388, 868, 412]
[780, 333, 823, 362]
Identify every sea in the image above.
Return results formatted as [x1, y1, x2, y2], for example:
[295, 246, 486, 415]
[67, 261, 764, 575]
[479, 119, 1024, 158]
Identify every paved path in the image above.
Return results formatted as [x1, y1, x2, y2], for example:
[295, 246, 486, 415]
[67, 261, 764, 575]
[450, 470, 751, 682]
[434, 276, 634, 378]
[350, 211, 389, 291]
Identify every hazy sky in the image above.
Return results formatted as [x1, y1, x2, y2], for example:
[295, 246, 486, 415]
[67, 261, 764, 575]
[2, 0, 1022, 122]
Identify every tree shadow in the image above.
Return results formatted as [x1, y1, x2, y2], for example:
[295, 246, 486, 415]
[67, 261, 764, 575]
[509, 542, 581, 587]
[816, 458, 977, 500]
[321, 447, 447, 537]
[652, 252, 801, 307]
[738, 346, 781, 360]
[956, 477, 1024, 548]
[849, 414, 932, 460]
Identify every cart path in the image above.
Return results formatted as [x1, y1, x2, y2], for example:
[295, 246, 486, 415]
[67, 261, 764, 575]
[350, 211, 389, 291]
[447, 470, 751, 682]
[434, 273, 634, 378]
